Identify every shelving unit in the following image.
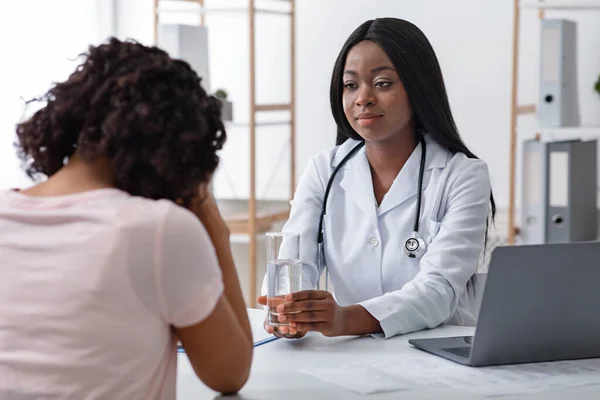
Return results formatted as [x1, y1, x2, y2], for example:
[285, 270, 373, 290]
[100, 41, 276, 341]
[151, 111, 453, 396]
[520, 0, 600, 9]
[153, 0, 296, 306]
[507, 0, 600, 244]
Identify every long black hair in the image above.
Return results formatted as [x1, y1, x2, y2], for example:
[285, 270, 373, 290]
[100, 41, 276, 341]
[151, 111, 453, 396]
[329, 18, 496, 226]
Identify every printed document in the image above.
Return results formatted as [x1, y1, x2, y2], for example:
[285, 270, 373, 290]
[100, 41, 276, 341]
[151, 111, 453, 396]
[301, 356, 600, 396]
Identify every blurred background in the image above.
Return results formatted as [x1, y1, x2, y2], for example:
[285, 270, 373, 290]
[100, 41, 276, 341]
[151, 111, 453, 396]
[1, 0, 599, 306]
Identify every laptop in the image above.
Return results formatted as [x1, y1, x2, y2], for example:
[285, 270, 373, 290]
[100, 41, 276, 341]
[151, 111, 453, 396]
[409, 241, 600, 367]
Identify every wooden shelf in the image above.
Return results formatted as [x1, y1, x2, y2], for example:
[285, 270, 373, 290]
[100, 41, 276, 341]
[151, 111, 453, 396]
[255, 103, 292, 112]
[225, 209, 289, 234]
[226, 120, 291, 127]
[520, 0, 600, 9]
[531, 126, 600, 135]
[154, 0, 296, 307]
[156, 7, 291, 16]
[508, 0, 600, 244]
[517, 104, 536, 115]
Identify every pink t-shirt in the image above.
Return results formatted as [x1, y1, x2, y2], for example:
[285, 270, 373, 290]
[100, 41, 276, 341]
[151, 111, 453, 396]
[0, 188, 224, 399]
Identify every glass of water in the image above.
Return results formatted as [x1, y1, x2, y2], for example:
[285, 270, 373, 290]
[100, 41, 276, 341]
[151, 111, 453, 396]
[266, 231, 302, 327]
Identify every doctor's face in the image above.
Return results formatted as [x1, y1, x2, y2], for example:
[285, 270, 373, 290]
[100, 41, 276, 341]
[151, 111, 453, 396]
[342, 40, 413, 144]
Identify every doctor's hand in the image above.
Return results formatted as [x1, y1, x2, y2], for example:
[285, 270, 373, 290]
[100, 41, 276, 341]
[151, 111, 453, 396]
[274, 290, 347, 337]
[256, 295, 307, 339]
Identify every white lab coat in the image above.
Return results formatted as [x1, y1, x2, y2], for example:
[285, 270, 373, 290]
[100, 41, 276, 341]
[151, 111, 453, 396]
[266, 133, 492, 339]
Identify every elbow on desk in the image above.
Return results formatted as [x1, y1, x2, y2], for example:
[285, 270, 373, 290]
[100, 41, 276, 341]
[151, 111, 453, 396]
[194, 342, 253, 395]
[205, 368, 251, 396]
[176, 296, 254, 394]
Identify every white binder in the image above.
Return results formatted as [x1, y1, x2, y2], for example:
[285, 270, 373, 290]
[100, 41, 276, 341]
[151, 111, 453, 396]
[158, 24, 212, 94]
[537, 19, 579, 128]
[520, 138, 597, 244]
[546, 140, 597, 243]
[521, 139, 549, 244]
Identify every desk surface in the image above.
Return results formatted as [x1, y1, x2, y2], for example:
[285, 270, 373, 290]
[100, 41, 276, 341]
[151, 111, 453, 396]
[176, 309, 600, 400]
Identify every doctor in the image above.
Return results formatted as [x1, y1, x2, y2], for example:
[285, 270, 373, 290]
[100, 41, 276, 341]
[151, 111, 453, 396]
[258, 17, 496, 339]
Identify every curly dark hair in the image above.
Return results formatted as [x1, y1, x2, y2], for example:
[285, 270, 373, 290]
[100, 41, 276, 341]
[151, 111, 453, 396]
[15, 37, 226, 207]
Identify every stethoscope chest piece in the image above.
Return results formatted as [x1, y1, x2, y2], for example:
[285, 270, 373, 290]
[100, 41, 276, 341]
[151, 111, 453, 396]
[319, 133, 429, 261]
[403, 231, 427, 259]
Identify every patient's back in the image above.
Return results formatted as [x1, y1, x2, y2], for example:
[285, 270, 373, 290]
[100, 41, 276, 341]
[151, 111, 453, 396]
[0, 188, 223, 399]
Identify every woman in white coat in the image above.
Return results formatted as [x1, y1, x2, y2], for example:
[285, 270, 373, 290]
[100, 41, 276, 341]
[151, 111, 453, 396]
[258, 17, 496, 339]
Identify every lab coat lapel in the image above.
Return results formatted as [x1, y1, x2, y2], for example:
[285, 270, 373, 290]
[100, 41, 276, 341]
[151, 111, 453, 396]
[376, 136, 448, 217]
[339, 151, 378, 221]
[336, 135, 448, 220]
[376, 144, 421, 217]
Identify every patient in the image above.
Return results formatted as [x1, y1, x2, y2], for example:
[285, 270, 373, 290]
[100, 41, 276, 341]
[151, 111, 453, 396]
[0, 37, 252, 398]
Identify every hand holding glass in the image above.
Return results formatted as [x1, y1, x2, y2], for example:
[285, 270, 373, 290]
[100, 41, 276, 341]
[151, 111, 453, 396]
[266, 232, 302, 327]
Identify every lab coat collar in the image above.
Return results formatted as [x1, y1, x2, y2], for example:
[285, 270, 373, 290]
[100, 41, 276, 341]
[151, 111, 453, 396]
[331, 134, 447, 170]
[335, 134, 449, 219]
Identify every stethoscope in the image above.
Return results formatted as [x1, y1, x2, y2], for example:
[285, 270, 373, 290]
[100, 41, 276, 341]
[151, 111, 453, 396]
[316, 134, 427, 289]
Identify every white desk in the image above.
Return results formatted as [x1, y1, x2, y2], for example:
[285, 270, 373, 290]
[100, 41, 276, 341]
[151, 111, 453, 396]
[176, 310, 600, 400]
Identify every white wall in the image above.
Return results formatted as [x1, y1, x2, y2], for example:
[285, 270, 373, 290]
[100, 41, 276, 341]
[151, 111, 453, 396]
[114, 0, 293, 201]
[295, 0, 516, 230]
[3, 1, 599, 233]
[113, 0, 600, 226]
[297, 0, 600, 223]
[0, 0, 114, 190]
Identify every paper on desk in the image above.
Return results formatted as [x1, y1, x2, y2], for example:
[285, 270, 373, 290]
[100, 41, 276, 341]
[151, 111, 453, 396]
[300, 364, 411, 395]
[378, 355, 600, 397]
[301, 355, 600, 397]
[452, 359, 600, 397]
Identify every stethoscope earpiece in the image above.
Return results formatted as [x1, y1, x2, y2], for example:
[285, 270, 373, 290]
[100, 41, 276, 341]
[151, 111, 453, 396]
[403, 231, 427, 259]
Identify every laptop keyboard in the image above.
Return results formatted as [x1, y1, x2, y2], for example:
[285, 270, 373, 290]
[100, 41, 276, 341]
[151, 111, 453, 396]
[442, 346, 472, 358]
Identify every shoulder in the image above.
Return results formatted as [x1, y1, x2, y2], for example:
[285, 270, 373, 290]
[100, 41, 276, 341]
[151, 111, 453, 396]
[446, 152, 490, 187]
[292, 139, 363, 203]
[123, 197, 216, 273]
[308, 138, 364, 173]
[421, 134, 491, 195]
[298, 139, 363, 190]
[118, 195, 204, 239]
[441, 151, 492, 209]
[149, 199, 205, 236]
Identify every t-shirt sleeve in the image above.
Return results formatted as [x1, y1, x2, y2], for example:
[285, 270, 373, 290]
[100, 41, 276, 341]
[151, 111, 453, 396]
[156, 204, 224, 327]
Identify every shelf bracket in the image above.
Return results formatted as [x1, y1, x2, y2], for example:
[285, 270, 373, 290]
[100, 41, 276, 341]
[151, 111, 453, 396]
[517, 104, 536, 115]
[255, 103, 292, 112]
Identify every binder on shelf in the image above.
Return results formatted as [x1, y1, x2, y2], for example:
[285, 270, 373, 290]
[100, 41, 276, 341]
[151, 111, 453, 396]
[520, 138, 597, 244]
[521, 139, 549, 244]
[537, 19, 580, 128]
[547, 139, 597, 243]
[158, 24, 212, 94]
